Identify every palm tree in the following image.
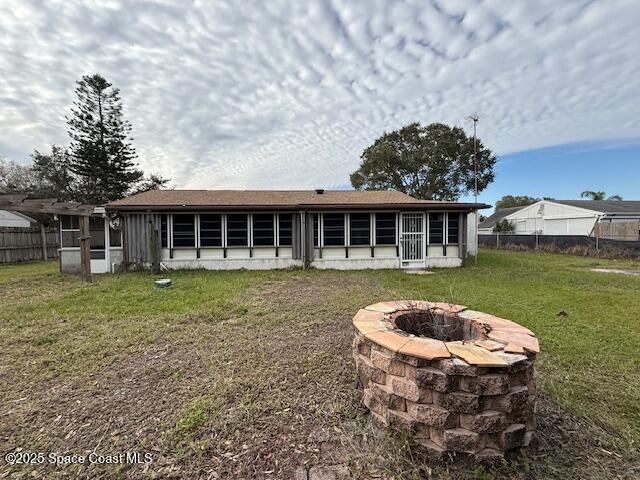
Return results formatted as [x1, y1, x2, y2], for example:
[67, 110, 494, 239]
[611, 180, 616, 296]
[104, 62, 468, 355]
[580, 191, 623, 201]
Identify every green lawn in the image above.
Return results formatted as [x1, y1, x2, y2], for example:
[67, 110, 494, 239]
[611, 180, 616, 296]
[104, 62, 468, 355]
[0, 251, 638, 479]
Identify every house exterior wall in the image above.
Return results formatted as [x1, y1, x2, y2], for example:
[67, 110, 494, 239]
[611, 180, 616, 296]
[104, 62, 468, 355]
[59, 247, 123, 273]
[0, 210, 34, 227]
[59, 248, 81, 273]
[495, 201, 600, 236]
[132, 209, 471, 271]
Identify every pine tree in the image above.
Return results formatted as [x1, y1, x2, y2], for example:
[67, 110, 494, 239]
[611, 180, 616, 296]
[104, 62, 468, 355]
[67, 74, 143, 203]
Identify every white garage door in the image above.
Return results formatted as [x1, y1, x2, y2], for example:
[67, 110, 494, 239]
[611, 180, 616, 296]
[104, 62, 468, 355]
[544, 219, 567, 235]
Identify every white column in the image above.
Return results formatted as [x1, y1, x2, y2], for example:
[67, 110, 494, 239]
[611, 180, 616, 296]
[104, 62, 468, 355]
[466, 212, 478, 256]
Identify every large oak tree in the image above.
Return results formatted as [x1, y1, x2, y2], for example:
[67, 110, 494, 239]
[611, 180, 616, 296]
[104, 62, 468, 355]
[350, 122, 496, 200]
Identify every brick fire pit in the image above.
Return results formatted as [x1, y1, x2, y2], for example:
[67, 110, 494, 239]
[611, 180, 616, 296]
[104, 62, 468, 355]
[352, 300, 539, 463]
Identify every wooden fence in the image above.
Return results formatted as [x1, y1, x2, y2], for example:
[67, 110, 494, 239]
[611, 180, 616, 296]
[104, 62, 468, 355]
[592, 220, 640, 241]
[0, 226, 59, 264]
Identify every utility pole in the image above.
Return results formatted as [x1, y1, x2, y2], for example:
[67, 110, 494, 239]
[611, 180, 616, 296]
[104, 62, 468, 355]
[467, 113, 479, 266]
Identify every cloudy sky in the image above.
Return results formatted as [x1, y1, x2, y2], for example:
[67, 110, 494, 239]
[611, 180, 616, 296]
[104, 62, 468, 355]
[1, 0, 639, 203]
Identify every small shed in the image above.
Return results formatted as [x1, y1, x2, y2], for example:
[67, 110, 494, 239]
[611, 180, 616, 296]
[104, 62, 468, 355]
[0, 210, 37, 227]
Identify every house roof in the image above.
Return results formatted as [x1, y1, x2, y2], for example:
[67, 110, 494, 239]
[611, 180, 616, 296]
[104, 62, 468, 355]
[550, 200, 640, 214]
[106, 189, 490, 212]
[478, 206, 524, 229]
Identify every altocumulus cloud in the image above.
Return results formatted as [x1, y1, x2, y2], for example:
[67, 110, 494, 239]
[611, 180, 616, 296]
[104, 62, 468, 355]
[1, 0, 639, 188]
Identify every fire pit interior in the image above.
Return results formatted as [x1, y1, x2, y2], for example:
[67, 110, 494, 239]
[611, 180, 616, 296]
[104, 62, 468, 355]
[391, 310, 468, 342]
[352, 300, 539, 463]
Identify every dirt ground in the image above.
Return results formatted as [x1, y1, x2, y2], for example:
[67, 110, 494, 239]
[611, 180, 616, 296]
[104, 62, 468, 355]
[1, 270, 638, 479]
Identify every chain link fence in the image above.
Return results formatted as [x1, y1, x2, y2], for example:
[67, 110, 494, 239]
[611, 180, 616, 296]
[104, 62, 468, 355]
[478, 234, 640, 258]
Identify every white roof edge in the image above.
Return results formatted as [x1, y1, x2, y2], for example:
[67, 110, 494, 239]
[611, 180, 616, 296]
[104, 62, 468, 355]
[501, 200, 604, 220]
[0, 210, 38, 223]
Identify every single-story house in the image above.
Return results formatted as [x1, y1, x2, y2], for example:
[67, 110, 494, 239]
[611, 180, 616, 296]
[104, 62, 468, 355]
[478, 199, 640, 238]
[57, 190, 489, 273]
[0, 210, 37, 228]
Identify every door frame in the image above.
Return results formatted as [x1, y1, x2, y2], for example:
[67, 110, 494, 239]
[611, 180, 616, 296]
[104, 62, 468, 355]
[399, 212, 426, 268]
[90, 215, 111, 274]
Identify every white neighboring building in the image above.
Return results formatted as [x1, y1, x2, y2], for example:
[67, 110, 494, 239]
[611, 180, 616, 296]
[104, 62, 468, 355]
[478, 200, 640, 236]
[0, 210, 36, 227]
[478, 207, 524, 234]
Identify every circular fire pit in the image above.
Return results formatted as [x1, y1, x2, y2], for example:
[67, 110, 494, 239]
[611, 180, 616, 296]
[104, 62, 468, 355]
[352, 301, 539, 463]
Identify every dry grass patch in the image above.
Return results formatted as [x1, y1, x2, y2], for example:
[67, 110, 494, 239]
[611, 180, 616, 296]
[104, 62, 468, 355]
[1, 253, 639, 479]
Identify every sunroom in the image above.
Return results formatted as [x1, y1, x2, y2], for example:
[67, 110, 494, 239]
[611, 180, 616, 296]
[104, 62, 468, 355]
[104, 189, 488, 271]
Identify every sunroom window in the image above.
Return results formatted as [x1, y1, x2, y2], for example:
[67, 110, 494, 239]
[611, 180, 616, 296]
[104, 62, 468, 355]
[226, 214, 248, 247]
[428, 213, 444, 244]
[278, 214, 292, 246]
[375, 212, 396, 245]
[349, 213, 370, 246]
[323, 213, 345, 246]
[160, 215, 168, 248]
[60, 215, 80, 247]
[252, 213, 275, 246]
[313, 214, 319, 247]
[172, 214, 195, 247]
[200, 214, 223, 247]
[447, 213, 460, 245]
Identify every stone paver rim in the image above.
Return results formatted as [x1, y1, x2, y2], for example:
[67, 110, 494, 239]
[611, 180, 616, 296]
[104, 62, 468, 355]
[353, 300, 540, 361]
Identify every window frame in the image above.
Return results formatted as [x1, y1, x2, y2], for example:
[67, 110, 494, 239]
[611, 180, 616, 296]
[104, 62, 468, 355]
[374, 212, 397, 246]
[108, 224, 122, 248]
[59, 215, 80, 248]
[172, 214, 196, 248]
[322, 212, 346, 246]
[252, 213, 275, 247]
[313, 213, 320, 247]
[161, 214, 168, 248]
[427, 212, 445, 245]
[226, 213, 249, 247]
[349, 212, 371, 246]
[59, 215, 80, 250]
[277, 213, 293, 247]
[199, 213, 224, 248]
[447, 213, 460, 245]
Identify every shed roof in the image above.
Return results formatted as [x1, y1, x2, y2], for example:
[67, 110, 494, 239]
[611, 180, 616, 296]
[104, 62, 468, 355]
[478, 206, 524, 229]
[106, 189, 490, 211]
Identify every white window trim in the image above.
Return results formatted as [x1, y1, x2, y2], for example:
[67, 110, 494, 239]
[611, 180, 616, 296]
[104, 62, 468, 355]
[276, 212, 295, 248]
[427, 211, 447, 246]
[373, 211, 398, 247]
[371, 212, 375, 247]
[446, 212, 461, 245]
[346, 211, 373, 247]
[318, 211, 349, 247]
[59, 217, 80, 250]
[195, 213, 225, 249]
[224, 213, 250, 248]
[170, 213, 197, 249]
